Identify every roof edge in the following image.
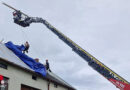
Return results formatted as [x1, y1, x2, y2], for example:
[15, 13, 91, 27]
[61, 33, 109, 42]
[0, 58, 76, 90]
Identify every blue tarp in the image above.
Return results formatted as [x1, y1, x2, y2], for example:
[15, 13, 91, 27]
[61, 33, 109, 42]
[5, 41, 46, 77]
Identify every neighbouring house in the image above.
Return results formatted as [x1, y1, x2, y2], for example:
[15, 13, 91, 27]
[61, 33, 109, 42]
[0, 42, 76, 90]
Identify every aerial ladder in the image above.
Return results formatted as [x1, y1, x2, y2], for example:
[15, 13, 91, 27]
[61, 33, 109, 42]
[2, 2, 130, 90]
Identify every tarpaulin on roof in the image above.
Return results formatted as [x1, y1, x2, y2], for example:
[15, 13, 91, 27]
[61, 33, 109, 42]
[5, 41, 46, 77]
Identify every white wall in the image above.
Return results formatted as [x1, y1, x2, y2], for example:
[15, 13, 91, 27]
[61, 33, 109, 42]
[0, 62, 69, 90]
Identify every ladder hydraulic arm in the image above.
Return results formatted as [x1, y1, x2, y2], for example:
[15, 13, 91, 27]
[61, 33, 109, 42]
[42, 20, 130, 90]
[3, 2, 130, 90]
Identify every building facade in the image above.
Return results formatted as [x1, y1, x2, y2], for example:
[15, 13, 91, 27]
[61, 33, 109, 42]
[0, 43, 76, 90]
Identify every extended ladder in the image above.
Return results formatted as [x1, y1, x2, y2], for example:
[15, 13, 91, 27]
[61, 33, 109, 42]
[3, 2, 130, 90]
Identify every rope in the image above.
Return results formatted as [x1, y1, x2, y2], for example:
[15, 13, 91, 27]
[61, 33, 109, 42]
[20, 29, 27, 42]
[20, 28, 44, 61]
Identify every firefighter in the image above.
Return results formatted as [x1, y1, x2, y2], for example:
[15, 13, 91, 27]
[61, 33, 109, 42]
[46, 59, 51, 72]
[23, 41, 30, 53]
[13, 10, 22, 21]
[15, 41, 30, 54]
[13, 10, 30, 27]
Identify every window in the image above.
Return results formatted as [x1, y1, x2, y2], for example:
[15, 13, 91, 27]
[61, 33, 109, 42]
[21, 84, 40, 90]
[0, 63, 8, 69]
[0, 77, 9, 90]
[32, 75, 37, 80]
[54, 83, 58, 88]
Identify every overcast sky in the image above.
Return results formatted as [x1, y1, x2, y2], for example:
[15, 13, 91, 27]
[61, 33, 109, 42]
[0, 0, 130, 90]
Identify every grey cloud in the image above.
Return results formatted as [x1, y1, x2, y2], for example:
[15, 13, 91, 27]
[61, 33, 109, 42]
[0, 0, 130, 90]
